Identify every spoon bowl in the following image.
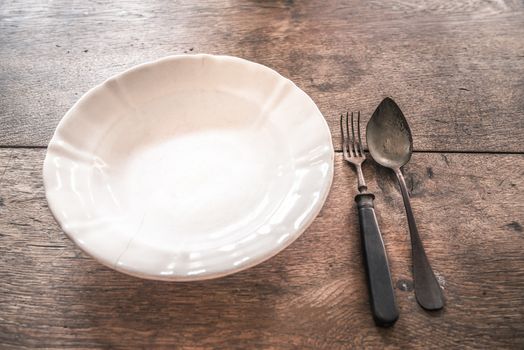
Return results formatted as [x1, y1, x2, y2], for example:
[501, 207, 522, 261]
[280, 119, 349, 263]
[366, 97, 412, 170]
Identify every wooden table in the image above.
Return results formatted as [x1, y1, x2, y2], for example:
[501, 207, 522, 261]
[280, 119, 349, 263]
[1, 1, 523, 348]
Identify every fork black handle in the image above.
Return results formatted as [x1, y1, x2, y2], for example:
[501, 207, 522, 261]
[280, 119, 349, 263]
[355, 193, 399, 327]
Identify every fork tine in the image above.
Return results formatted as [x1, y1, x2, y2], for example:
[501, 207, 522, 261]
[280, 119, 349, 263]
[346, 112, 353, 157]
[350, 111, 357, 156]
[357, 111, 363, 156]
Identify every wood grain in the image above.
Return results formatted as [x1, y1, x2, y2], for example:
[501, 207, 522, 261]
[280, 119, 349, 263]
[1, 149, 523, 349]
[1, 0, 524, 151]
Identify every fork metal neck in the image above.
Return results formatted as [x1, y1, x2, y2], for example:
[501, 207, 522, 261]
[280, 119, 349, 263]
[356, 164, 368, 193]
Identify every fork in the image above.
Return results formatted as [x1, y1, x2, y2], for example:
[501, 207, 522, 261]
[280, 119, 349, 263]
[340, 111, 399, 327]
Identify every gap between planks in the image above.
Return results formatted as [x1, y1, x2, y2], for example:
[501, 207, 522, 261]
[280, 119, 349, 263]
[1, 145, 523, 156]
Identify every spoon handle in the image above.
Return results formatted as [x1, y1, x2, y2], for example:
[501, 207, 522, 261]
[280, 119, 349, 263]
[394, 169, 444, 310]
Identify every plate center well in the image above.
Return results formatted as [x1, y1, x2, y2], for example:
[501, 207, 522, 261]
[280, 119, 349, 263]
[95, 90, 294, 248]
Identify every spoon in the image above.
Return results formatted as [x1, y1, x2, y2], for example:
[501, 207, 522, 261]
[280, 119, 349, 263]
[366, 97, 444, 310]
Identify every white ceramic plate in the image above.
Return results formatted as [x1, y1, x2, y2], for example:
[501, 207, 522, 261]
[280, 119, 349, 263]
[43, 54, 334, 281]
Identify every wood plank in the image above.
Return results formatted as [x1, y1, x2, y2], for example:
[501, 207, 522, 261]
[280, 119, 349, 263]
[0, 148, 522, 349]
[1, 0, 523, 151]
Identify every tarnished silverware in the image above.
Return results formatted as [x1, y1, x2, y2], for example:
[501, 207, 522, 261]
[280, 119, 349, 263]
[340, 111, 399, 327]
[366, 98, 444, 311]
